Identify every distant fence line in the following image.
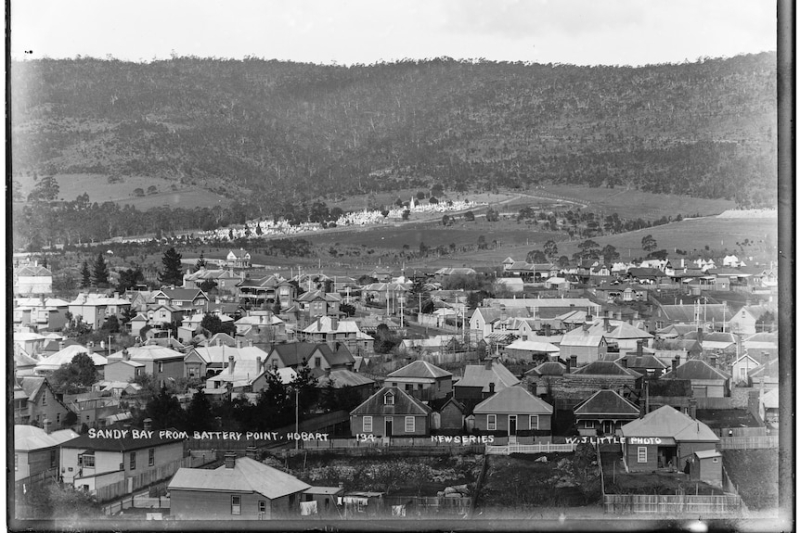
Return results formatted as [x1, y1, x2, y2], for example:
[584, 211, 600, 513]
[718, 435, 778, 450]
[485, 443, 577, 455]
[603, 494, 742, 516]
[384, 495, 472, 517]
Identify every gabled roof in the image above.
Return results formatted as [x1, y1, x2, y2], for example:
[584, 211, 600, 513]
[317, 369, 376, 388]
[571, 361, 641, 378]
[656, 304, 731, 324]
[350, 386, 432, 416]
[237, 274, 287, 289]
[661, 359, 730, 381]
[35, 346, 108, 371]
[504, 340, 560, 353]
[268, 343, 322, 367]
[107, 345, 185, 362]
[473, 385, 553, 415]
[159, 288, 207, 301]
[620, 405, 718, 442]
[189, 345, 270, 366]
[749, 357, 779, 380]
[316, 343, 356, 367]
[168, 457, 311, 500]
[526, 361, 566, 377]
[617, 354, 668, 370]
[15, 425, 79, 451]
[387, 360, 452, 380]
[606, 322, 653, 341]
[455, 361, 520, 392]
[574, 390, 640, 417]
[560, 323, 607, 347]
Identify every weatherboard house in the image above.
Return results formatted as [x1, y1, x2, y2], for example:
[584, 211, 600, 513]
[350, 386, 432, 438]
[619, 405, 718, 473]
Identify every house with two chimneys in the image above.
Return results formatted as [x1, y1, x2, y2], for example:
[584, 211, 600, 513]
[299, 316, 373, 355]
[384, 361, 453, 401]
[68, 293, 131, 331]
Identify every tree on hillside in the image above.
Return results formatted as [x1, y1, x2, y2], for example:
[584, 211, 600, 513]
[601, 244, 620, 262]
[116, 267, 145, 293]
[27, 175, 60, 202]
[401, 209, 410, 221]
[641, 234, 658, 252]
[543, 240, 558, 260]
[158, 247, 183, 286]
[198, 279, 217, 293]
[195, 252, 207, 270]
[557, 255, 571, 269]
[485, 207, 500, 222]
[199, 312, 235, 337]
[464, 211, 475, 222]
[526, 250, 547, 263]
[143, 386, 186, 430]
[80, 261, 92, 288]
[49, 352, 98, 394]
[92, 253, 109, 286]
[291, 363, 320, 417]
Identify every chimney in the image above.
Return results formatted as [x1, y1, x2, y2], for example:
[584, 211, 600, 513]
[688, 398, 697, 420]
[256, 357, 262, 373]
[59, 341, 65, 351]
[603, 316, 611, 333]
[709, 355, 717, 368]
[570, 355, 578, 370]
[544, 324, 552, 337]
[330, 317, 338, 331]
[697, 328, 704, 344]
[87, 342, 94, 354]
[672, 358, 678, 373]
[224, 452, 237, 469]
[236, 339, 242, 350]
[123, 349, 130, 361]
[485, 357, 493, 370]
[615, 311, 622, 321]
[114, 292, 120, 299]
[565, 357, 571, 374]
[620, 358, 628, 369]
[488, 382, 495, 394]
[228, 355, 235, 375]
[248, 339, 254, 347]
[583, 322, 591, 332]
[143, 418, 152, 431]
[675, 354, 681, 366]
[636, 340, 644, 357]
[43, 418, 52, 434]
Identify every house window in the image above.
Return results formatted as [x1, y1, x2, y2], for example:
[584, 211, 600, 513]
[405, 416, 415, 433]
[42, 394, 47, 406]
[363, 416, 373, 433]
[315, 357, 321, 368]
[740, 367, 746, 379]
[529, 415, 539, 430]
[405, 384, 412, 392]
[50, 450, 57, 468]
[130, 451, 136, 470]
[584, 420, 595, 429]
[56, 413, 60, 424]
[258, 500, 266, 514]
[148, 448, 155, 467]
[637, 447, 647, 463]
[487, 414, 497, 431]
[82, 455, 95, 468]
[384, 392, 394, 405]
[231, 495, 241, 515]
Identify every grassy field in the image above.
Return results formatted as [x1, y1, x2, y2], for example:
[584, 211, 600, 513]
[722, 449, 778, 510]
[14, 173, 230, 209]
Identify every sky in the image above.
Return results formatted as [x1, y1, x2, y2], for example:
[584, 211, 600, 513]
[11, 0, 776, 66]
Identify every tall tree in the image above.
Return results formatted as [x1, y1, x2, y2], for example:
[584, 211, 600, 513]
[185, 389, 214, 431]
[80, 261, 92, 288]
[526, 250, 547, 263]
[543, 240, 559, 260]
[195, 252, 207, 271]
[49, 352, 98, 394]
[158, 247, 184, 287]
[92, 253, 109, 286]
[601, 244, 620, 262]
[144, 386, 186, 430]
[641, 235, 658, 252]
[116, 267, 145, 293]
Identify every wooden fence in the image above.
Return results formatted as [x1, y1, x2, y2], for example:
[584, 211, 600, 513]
[384, 495, 472, 516]
[718, 435, 779, 450]
[603, 494, 742, 516]
[485, 442, 578, 455]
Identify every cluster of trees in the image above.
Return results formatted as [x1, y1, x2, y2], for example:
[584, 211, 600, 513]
[132, 366, 361, 434]
[11, 54, 776, 249]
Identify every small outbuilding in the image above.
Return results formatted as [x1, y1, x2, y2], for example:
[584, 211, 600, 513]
[689, 449, 723, 487]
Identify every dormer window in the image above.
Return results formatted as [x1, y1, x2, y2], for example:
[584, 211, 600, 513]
[384, 392, 395, 405]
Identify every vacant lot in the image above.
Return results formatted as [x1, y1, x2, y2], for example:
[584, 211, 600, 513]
[722, 449, 778, 510]
[282, 453, 482, 497]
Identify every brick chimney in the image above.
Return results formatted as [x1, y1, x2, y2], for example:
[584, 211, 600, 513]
[43, 418, 52, 434]
[330, 317, 339, 331]
[228, 355, 235, 375]
[688, 398, 697, 420]
[59, 341, 65, 351]
[675, 354, 681, 366]
[256, 357, 262, 373]
[636, 340, 644, 357]
[485, 357, 493, 370]
[236, 339, 242, 350]
[87, 342, 94, 354]
[143, 418, 152, 431]
[603, 316, 611, 333]
[672, 358, 678, 373]
[544, 324, 552, 337]
[620, 357, 628, 369]
[565, 357, 571, 374]
[697, 328, 704, 344]
[709, 355, 717, 368]
[224, 452, 237, 469]
[488, 382, 495, 394]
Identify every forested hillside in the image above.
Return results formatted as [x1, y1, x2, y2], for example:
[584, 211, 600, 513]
[12, 54, 776, 212]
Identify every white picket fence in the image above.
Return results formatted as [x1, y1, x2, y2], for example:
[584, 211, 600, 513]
[485, 442, 578, 455]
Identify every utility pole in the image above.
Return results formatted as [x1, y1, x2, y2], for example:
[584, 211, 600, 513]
[295, 387, 300, 451]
